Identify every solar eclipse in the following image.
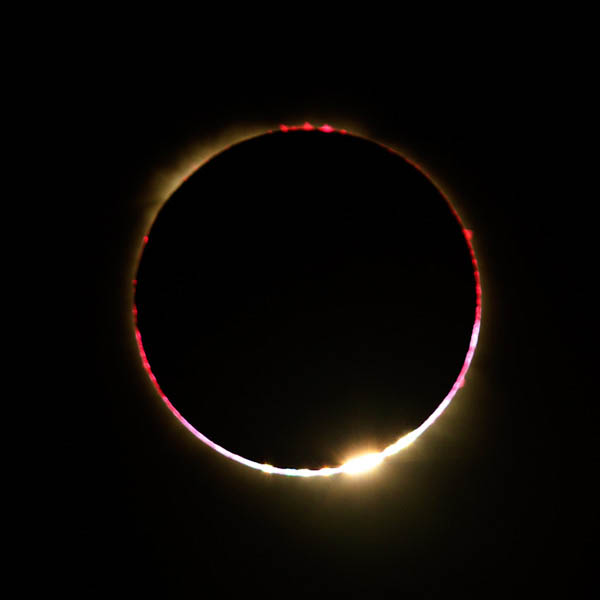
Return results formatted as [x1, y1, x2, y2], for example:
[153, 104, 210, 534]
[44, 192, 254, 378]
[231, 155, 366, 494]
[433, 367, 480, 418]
[133, 124, 481, 476]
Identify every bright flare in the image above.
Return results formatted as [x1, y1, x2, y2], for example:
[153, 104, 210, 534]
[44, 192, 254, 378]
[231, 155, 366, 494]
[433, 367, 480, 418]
[342, 453, 384, 475]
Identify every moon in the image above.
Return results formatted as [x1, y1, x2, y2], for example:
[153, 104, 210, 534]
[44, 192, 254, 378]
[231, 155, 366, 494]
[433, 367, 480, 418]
[132, 123, 481, 477]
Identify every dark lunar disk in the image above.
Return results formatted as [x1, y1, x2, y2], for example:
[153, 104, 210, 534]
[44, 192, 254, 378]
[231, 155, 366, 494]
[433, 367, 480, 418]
[134, 130, 477, 469]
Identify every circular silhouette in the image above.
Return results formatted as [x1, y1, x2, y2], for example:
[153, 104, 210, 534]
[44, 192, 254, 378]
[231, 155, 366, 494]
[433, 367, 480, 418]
[134, 126, 480, 475]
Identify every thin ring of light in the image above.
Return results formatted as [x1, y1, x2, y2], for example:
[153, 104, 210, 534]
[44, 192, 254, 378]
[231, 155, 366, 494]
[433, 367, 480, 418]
[133, 123, 482, 477]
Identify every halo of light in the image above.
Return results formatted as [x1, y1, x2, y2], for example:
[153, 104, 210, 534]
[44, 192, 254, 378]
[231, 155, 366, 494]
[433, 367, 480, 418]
[133, 123, 482, 477]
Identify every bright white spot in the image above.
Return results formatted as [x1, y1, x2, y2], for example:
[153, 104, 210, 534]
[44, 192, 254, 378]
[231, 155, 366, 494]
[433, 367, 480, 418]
[342, 453, 383, 475]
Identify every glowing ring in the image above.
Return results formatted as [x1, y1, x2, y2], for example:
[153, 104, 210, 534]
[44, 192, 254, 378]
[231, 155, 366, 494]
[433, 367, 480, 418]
[133, 123, 482, 477]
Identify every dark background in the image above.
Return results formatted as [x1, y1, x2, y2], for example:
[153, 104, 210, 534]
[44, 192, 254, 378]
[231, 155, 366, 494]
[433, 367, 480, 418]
[63, 75, 592, 596]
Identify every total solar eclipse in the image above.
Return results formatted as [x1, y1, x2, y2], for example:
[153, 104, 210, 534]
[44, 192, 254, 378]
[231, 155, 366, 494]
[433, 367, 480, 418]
[133, 124, 481, 477]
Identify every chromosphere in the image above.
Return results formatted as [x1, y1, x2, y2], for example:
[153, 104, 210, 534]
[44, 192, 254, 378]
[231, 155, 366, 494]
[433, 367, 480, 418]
[133, 124, 481, 477]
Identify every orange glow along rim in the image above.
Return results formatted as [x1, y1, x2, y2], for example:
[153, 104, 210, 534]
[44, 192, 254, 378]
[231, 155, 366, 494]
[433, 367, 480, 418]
[132, 123, 482, 477]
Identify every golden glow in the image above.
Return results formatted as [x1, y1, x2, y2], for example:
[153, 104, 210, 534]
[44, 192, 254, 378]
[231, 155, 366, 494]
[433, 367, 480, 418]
[342, 453, 384, 475]
[382, 431, 418, 456]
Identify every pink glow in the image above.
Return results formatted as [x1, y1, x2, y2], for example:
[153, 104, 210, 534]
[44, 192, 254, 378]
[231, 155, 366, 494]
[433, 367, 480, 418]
[281, 123, 341, 134]
[132, 124, 482, 477]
